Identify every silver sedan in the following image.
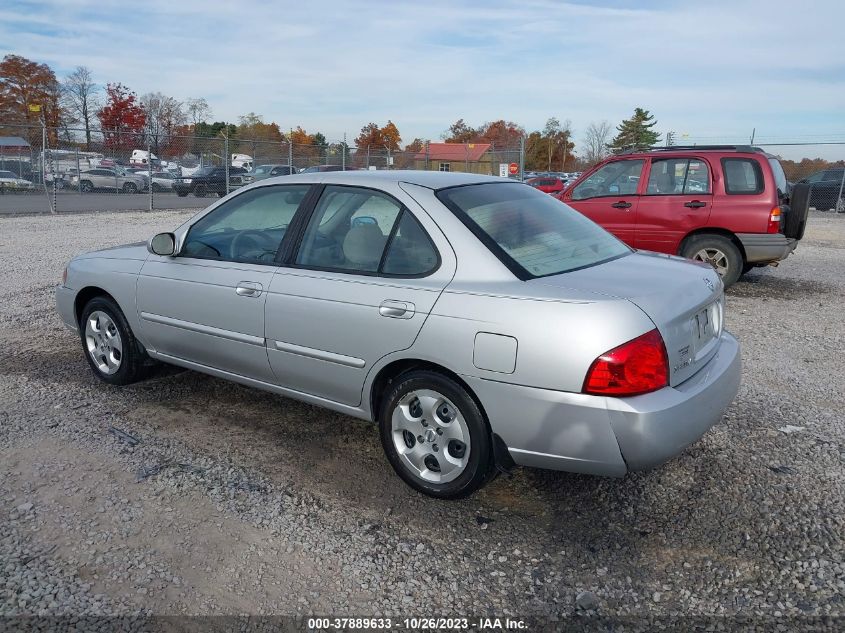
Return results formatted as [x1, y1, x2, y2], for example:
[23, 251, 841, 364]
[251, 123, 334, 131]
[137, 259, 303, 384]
[55, 171, 741, 499]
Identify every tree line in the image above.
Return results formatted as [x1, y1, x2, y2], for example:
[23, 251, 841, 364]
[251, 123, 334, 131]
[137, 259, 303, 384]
[17, 52, 831, 173]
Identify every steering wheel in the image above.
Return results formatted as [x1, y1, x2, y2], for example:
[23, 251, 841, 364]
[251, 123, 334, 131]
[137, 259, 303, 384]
[229, 230, 278, 261]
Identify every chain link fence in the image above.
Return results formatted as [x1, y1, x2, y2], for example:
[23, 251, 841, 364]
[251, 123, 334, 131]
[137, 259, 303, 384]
[1, 122, 843, 214]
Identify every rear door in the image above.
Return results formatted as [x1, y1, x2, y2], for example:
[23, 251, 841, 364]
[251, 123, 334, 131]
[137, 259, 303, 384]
[635, 156, 714, 253]
[265, 184, 454, 406]
[562, 159, 644, 245]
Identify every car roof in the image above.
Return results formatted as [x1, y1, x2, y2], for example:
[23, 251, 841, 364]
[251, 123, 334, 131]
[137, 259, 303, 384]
[259, 169, 505, 190]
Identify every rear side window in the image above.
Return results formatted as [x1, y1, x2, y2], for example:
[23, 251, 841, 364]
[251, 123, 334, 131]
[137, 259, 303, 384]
[768, 158, 788, 194]
[722, 158, 764, 195]
[645, 158, 711, 195]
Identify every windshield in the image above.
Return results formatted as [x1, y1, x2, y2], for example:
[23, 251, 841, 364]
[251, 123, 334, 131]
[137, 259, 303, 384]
[437, 182, 630, 279]
[252, 166, 271, 174]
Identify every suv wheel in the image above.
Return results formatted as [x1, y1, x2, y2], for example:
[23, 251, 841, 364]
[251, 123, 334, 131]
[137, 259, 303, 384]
[379, 370, 495, 499]
[681, 234, 742, 287]
[194, 184, 207, 198]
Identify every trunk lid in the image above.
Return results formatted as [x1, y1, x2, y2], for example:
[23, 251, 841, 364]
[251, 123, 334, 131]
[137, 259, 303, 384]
[532, 251, 724, 386]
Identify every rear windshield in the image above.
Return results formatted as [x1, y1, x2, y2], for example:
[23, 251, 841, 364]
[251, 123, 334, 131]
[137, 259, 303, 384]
[437, 182, 630, 279]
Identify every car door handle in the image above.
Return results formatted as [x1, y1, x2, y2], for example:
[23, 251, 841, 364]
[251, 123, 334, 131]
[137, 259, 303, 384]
[235, 282, 263, 297]
[610, 201, 632, 209]
[684, 200, 707, 208]
[379, 300, 415, 319]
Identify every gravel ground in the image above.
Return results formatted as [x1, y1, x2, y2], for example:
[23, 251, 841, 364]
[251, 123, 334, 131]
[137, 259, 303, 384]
[0, 210, 843, 629]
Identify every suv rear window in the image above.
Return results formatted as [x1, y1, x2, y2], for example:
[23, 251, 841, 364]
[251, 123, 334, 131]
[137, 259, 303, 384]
[437, 182, 630, 279]
[722, 158, 764, 195]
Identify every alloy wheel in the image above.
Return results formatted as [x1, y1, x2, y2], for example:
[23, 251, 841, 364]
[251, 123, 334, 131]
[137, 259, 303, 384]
[693, 247, 729, 277]
[84, 310, 123, 375]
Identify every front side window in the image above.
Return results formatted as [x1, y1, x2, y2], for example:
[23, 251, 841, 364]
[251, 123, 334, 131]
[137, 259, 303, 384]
[645, 158, 711, 195]
[571, 160, 644, 200]
[438, 182, 630, 279]
[722, 158, 763, 194]
[182, 185, 310, 263]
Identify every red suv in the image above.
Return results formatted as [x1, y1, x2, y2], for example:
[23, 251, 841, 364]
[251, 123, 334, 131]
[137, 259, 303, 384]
[557, 146, 809, 286]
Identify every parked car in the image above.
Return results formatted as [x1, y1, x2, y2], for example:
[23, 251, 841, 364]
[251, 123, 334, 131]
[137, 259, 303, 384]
[173, 166, 247, 197]
[301, 165, 344, 173]
[526, 176, 565, 194]
[557, 146, 810, 286]
[70, 168, 148, 194]
[797, 168, 845, 211]
[242, 164, 298, 185]
[56, 170, 741, 499]
[150, 172, 176, 192]
[0, 170, 34, 190]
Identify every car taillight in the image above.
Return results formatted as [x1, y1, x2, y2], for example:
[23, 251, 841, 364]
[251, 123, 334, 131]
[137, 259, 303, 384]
[767, 206, 782, 234]
[583, 329, 669, 397]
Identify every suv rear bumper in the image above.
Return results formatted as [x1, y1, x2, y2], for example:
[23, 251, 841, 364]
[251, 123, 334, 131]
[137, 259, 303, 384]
[737, 233, 798, 263]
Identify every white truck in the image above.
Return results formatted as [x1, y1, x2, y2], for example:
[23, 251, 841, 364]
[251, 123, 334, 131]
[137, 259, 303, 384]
[231, 153, 253, 170]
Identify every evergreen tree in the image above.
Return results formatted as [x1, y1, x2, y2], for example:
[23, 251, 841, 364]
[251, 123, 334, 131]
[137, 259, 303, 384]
[610, 108, 661, 150]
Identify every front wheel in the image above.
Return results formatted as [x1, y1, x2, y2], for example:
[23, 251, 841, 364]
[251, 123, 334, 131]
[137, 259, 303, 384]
[79, 296, 150, 385]
[122, 182, 137, 194]
[80, 180, 93, 193]
[681, 234, 743, 288]
[379, 370, 494, 499]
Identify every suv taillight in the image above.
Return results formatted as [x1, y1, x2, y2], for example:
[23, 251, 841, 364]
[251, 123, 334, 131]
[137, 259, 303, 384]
[767, 206, 783, 234]
[583, 329, 669, 397]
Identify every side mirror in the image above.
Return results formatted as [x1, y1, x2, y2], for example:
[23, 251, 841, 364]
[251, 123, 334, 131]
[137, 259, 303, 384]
[148, 232, 176, 256]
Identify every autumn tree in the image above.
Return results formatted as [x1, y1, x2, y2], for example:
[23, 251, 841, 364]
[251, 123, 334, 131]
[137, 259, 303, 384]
[0, 54, 61, 145]
[97, 83, 146, 152]
[582, 120, 612, 166]
[354, 120, 402, 151]
[60, 66, 100, 149]
[185, 97, 211, 127]
[611, 108, 660, 150]
[443, 118, 480, 143]
[141, 92, 186, 156]
[478, 120, 525, 149]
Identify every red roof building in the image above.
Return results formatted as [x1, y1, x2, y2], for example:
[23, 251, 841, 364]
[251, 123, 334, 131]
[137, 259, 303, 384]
[413, 142, 494, 174]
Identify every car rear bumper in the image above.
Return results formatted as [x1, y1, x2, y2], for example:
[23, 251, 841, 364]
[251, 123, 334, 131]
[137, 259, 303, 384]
[738, 233, 798, 263]
[464, 331, 741, 476]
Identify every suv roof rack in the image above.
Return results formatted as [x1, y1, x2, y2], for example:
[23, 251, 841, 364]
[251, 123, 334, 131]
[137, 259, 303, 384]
[618, 145, 762, 155]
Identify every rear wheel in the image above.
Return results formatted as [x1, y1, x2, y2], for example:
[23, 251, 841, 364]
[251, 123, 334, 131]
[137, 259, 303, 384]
[176, 191, 188, 197]
[79, 296, 150, 385]
[151, 183, 162, 193]
[80, 180, 93, 193]
[379, 370, 494, 499]
[681, 234, 742, 288]
[122, 182, 137, 194]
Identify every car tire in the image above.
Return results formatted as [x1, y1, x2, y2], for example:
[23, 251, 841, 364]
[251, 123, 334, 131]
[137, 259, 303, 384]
[741, 263, 757, 276]
[80, 180, 93, 193]
[217, 191, 226, 198]
[681, 234, 743, 288]
[177, 191, 188, 197]
[379, 370, 495, 499]
[194, 184, 207, 198]
[786, 182, 811, 239]
[122, 182, 137, 194]
[151, 183, 162, 193]
[79, 296, 150, 386]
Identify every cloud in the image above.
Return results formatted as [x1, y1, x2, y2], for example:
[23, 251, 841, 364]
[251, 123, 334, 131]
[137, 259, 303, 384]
[1, 0, 843, 158]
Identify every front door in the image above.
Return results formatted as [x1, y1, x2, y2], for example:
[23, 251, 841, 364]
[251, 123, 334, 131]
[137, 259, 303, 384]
[634, 157, 714, 253]
[562, 159, 644, 245]
[265, 185, 453, 406]
[136, 184, 312, 382]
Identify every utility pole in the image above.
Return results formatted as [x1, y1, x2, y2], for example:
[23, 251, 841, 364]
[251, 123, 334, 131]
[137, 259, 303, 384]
[342, 133, 347, 171]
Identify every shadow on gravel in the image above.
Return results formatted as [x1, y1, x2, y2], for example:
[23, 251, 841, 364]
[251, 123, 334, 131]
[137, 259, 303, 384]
[729, 272, 840, 301]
